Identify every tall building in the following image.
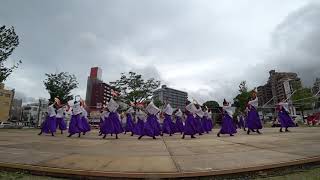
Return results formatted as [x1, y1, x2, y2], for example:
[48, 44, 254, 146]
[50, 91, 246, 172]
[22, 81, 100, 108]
[22, 99, 48, 127]
[153, 85, 188, 110]
[85, 67, 112, 110]
[312, 78, 320, 95]
[0, 83, 14, 122]
[257, 70, 302, 106]
[10, 98, 23, 122]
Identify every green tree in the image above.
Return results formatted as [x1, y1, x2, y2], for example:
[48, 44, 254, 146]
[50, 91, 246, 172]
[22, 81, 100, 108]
[203, 101, 220, 111]
[110, 72, 160, 105]
[233, 81, 254, 116]
[154, 98, 164, 108]
[203, 100, 221, 123]
[43, 72, 79, 104]
[0, 25, 22, 83]
[292, 87, 316, 117]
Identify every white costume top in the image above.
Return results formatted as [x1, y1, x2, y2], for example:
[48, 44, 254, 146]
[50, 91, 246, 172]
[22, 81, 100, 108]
[56, 107, 65, 118]
[248, 97, 259, 108]
[72, 102, 82, 115]
[175, 109, 183, 117]
[100, 111, 107, 120]
[163, 104, 174, 116]
[146, 102, 160, 115]
[102, 111, 110, 119]
[126, 107, 135, 114]
[186, 103, 197, 115]
[107, 99, 119, 112]
[204, 111, 210, 118]
[278, 102, 289, 112]
[48, 104, 56, 117]
[136, 110, 147, 122]
[196, 108, 204, 118]
[81, 107, 88, 117]
[223, 104, 234, 116]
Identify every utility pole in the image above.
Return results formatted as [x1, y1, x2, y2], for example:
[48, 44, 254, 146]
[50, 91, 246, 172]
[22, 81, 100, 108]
[37, 99, 41, 128]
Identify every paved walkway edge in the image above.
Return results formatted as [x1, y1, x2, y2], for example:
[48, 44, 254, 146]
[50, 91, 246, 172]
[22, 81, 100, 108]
[0, 157, 320, 179]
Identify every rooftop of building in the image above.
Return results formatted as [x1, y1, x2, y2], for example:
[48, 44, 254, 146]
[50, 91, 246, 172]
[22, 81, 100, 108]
[154, 85, 188, 94]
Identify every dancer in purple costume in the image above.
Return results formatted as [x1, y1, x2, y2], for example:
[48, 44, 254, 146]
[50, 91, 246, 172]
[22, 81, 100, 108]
[98, 110, 108, 136]
[182, 101, 197, 139]
[194, 105, 205, 135]
[207, 109, 214, 132]
[161, 104, 175, 136]
[202, 107, 211, 134]
[68, 99, 84, 138]
[246, 90, 262, 135]
[277, 100, 296, 132]
[217, 99, 237, 137]
[207, 109, 214, 131]
[138, 102, 161, 140]
[80, 100, 91, 135]
[38, 99, 57, 136]
[133, 109, 146, 136]
[55, 104, 67, 134]
[174, 109, 184, 134]
[101, 99, 124, 139]
[124, 107, 135, 136]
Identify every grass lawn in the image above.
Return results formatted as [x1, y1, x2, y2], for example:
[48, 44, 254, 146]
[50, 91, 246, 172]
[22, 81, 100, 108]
[0, 171, 65, 180]
[256, 167, 320, 180]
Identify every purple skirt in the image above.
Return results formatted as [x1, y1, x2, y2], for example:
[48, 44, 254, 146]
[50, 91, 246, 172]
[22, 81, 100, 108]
[220, 114, 237, 134]
[143, 114, 161, 137]
[81, 116, 91, 133]
[41, 116, 56, 134]
[133, 118, 144, 135]
[99, 117, 104, 132]
[175, 117, 184, 133]
[68, 114, 84, 134]
[125, 114, 135, 132]
[247, 107, 262, 130]
[184, 114, 197, 135]
[278, 111, 296, 128]
[56, 117, 67, 131]
[101, 112, 124, 135]
[201, 117, 211, 132]
[162, 114, 175, 134]
[195, 116, 205, 134]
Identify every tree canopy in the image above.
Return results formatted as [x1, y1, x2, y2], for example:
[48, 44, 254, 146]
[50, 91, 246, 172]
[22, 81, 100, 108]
[0, 25, 22, 83]
[292, 87, 316, 111]
[43, 72, 79, 104]
[233, 81, 254, 116]
[154, 98, 164, 108]
[110, 72, 160, 105]
[203, 100, 220, 111]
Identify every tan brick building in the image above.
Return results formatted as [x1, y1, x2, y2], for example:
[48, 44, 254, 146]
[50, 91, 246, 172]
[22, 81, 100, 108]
[0, 83, 14, 122]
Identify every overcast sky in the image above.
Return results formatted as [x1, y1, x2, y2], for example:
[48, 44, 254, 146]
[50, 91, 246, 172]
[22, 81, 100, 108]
[1, 0, 320, 104]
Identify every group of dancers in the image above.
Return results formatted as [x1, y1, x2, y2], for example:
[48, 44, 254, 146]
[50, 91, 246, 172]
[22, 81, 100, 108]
[38, 90, 296, 139]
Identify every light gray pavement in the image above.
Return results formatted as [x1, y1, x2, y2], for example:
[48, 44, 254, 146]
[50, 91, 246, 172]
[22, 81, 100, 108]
[0, 127, 319, 178]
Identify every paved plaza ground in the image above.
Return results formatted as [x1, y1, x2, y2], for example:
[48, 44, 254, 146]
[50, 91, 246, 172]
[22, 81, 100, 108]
[0, 127, 319, 179]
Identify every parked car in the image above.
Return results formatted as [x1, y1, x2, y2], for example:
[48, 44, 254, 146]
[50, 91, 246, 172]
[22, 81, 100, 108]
[0, 122, 23, 129]
[307, 112, 320, 126]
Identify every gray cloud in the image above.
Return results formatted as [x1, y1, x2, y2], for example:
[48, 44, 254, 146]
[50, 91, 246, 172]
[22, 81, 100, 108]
[1, 0, 319, 104]
[246, 3, 320, 87]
